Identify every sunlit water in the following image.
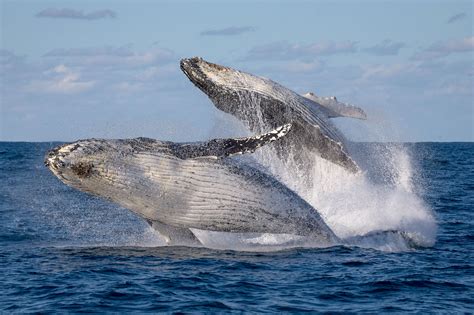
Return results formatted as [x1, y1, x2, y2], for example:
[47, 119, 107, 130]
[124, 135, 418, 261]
[1, 142, 473, 312]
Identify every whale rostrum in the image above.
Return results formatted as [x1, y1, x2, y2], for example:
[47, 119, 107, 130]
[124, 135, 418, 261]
[180, 57, 364, 175]
[45, 124, 339, 246]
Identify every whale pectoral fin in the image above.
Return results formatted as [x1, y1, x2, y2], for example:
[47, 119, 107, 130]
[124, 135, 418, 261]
[147, 220, 202, 246]
[303, 92, 367, 120]
[218, 123, 292, 157]
[175, 123, 292, 159]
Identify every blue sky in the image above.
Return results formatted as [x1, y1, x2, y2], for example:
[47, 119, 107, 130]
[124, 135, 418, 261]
[1, 0, 472, 141]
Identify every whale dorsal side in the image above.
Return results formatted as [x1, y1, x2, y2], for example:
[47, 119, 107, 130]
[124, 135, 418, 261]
[303, 92, 367, 120]
[175, 123, 292, 159]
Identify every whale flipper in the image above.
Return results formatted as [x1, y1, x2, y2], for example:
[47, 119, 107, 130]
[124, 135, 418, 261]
[303, 92, 367, 120]
[147, 220, 202, 246]
[175, 123, 292, 159]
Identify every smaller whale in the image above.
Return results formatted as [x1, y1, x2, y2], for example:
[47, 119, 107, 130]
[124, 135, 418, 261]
[180, 57, 367, 175]
[45, 124, 339, 246]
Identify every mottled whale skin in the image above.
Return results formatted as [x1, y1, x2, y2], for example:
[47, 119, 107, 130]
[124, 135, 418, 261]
[45, 125, 338, 246]
[180, 57, 361, 174]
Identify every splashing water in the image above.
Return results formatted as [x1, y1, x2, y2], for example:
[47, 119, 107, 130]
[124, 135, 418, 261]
[36, 92, 437, 252]
[197, 94, 437, 252]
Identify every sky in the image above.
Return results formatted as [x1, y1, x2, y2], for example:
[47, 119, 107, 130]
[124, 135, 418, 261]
[0, 0, 473, 142]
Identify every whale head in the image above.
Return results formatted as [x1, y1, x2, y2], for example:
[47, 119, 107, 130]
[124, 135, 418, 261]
[45, 140, 115, 194]
[180, 57, 273, 116]
[45, 138, 158, 216]
[180, 57, 239, 94]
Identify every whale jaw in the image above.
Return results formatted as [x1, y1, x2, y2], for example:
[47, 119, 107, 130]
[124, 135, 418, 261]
[46, 143, 91, 184]
[180, 57, 248, 101]
[180, 57, 209, 92]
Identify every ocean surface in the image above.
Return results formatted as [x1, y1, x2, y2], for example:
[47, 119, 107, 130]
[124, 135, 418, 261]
[0, 142, 473, 313]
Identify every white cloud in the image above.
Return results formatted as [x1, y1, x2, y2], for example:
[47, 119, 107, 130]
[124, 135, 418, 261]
[2, 45, 180, 100]
[358, 63, 416, 81]
[44, 45, 133, 57]
[201, 26, 256, 36]
[428, 36, 474, 53]
[25, 64, 95, 94]
[43, 46, 175, 67]
[281, 60, 324, 73]
[364, 40, 405, 56]
[425, 82, 473, 96]
[246, 40, 357, 60]
[35, 8, 116, 20]
[0, 49, 26, 69]
[413, 36, 474, 60]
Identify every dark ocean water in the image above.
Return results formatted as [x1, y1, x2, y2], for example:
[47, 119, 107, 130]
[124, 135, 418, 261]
[0, 142, 473, 313]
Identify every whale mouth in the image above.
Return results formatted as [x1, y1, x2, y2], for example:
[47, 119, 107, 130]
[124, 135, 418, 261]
[46, 144, 96, 182]
[180, 57, 233, 96]
[180, 57, 210, 92]
[45, 146, 67, 171]
[45, 143, 81, 174]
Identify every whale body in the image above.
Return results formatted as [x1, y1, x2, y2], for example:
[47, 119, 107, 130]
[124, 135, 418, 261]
[45, 125, 339, 246]
[180, 57, 367, 176]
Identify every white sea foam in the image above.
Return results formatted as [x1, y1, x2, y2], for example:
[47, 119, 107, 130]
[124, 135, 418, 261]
[192, 105, 437, 252]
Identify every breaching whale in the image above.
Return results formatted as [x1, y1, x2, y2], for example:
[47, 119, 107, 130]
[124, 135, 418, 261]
[45, 125, 339, 246]
[180, 57, 367, 175]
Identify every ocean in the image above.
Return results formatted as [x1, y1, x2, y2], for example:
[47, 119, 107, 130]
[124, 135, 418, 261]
[0, 142, 473, 312]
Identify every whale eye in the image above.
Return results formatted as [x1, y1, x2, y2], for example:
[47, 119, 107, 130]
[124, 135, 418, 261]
[70, 162, 94, 177]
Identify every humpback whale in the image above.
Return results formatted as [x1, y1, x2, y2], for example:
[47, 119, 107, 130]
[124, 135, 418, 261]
[180, 57, 367, 176]
[45, 125, 339, 246]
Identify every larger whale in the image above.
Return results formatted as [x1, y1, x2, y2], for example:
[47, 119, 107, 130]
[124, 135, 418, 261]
[180, 57, 367, 176]
[45, 125, 340, 246]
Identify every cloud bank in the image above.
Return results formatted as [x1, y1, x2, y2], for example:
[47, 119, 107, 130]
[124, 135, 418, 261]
[246, 40, 357, 60]
[26, 64, 95, 94]
[44, 45, 134, 57]
[200, 26, 256, 36]
[364, 40, 405, 56]
[413, 36, 474, 60]
[42, 45, 175, 68]
[36, 8, 116, 20]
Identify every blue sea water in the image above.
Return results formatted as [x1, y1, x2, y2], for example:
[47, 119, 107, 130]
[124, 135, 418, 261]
[0, 142, 473, 312]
